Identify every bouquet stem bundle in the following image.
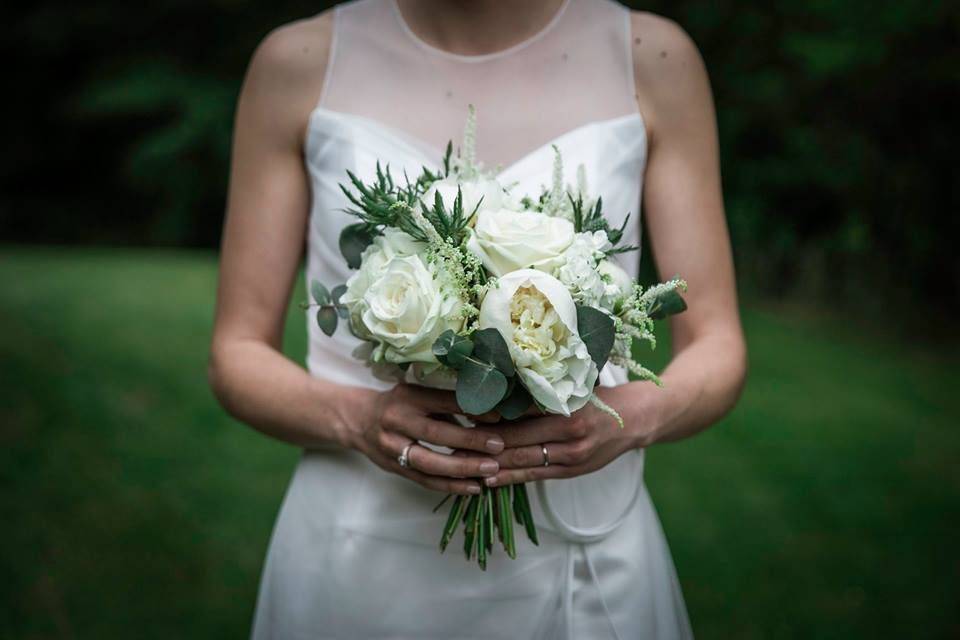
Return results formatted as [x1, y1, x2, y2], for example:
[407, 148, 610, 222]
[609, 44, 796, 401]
[437, 484, 538, 570]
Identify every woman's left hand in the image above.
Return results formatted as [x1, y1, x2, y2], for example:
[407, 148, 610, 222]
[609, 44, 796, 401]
[481, 386, 648, 487]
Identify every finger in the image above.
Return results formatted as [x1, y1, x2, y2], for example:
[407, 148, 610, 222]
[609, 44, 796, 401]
[407, 443, 499, 479]
[402, 384, 462, 414]
[483, 464, 576, 487]
[380, 430, 499, 479]
[393, 416, 505, 454]
[368, 442, 482, 496]
[487, 414, 587, 448]
[493, 441, 589, 470]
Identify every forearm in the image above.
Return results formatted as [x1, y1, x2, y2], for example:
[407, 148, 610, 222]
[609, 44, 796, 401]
[208, 338, 374, 449]
[615, 329, 747, 447]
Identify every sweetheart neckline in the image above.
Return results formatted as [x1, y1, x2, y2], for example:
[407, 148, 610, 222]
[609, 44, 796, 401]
[306, 106, 647, 177]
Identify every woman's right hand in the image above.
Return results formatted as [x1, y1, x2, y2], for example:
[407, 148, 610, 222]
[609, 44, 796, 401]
[344, 384, 505, 495]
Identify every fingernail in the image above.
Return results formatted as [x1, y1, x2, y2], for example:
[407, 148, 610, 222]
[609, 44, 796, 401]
[467, 485, 481, 495]
[479, 461, 499, 476]
[486, 438, 504, 453]
[485, 476, 498, 487]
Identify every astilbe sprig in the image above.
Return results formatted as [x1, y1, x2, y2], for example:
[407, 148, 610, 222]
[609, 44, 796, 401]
[407, 202, 488, 328]
[608, 278, 688, 386]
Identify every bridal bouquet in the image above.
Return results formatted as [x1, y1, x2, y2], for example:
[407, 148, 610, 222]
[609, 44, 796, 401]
[308, 108, 687, 569]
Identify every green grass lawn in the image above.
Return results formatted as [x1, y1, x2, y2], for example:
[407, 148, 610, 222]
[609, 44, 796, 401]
[1, 248, 957, 639]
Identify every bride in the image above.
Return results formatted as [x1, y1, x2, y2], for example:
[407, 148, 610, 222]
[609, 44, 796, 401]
[209, 0, 746, 637]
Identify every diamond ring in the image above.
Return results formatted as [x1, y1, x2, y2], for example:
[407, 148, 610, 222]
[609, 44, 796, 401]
[398, 442, 415, 469]
[542, 444, 550, 467]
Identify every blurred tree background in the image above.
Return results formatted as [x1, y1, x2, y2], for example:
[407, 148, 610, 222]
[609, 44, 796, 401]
[2, 0, 958, 320]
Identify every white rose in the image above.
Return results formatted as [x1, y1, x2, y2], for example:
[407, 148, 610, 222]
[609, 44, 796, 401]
[340, 236, 462, 362]
[479, 269, 598, 416]
[422, 176, 504, 218]
[598, 259, 636, 308]
[466, 209, 575, 277]
[339, 229, 424, 342]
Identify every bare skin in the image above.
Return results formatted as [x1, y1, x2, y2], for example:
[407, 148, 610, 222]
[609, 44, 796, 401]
[209, 2, 747, 496]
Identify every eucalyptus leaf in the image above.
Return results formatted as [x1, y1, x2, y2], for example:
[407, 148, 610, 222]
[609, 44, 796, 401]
[331, 284, 350, 318]
[497, 382, 532, 420]
[432, 330, 474, 369]
[310, 281, 330, 306]
[456, 360, 508, 415]
[316, 306, 338, 336]
[472, 328, 515, 377]
[648, 289, 688, 320]
[339, 223, 375, 269]
[577, 305, 616, 370]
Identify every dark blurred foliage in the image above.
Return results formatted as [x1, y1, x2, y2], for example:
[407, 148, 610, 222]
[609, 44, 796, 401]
[3, 1, 958, 317]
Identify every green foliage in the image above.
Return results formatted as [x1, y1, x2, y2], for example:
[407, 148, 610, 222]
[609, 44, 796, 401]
[569, 195, 633, 252]
[421, 187, 475, 246]
[339, 165, 424, 242]
[455, 362, 508, 419]
[576, 305, 616, 369]
[471, 328, 515, 378]
[339, 163, 474, 249]
[646, 288, 688, 320]
[315, 306, 337, 336]
[308, 279, 345, 335]
[496, 381, 533, 420]
[310, 281, 330, 306]
[433, 328, 517, 416]
[338, 223, 375, 269]
[432, 330, 474, 368]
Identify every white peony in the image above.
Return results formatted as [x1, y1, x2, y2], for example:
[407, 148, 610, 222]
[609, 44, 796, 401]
[555, 231, 612, 306]
[340, 231, 462, 363]
[422, 176, 504, 218]
[479, 269, 598, 416]
[466, 209, 575, 277]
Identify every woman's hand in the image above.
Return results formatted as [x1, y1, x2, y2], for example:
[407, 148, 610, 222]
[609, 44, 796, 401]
[481, 386, 645, 487]
[346, 384, 506, 496]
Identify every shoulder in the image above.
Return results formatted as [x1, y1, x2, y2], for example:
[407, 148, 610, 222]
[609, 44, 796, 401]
[237, 11, 334, 139]
[248, 11, 334, 88]
[628, 11, 714, 135]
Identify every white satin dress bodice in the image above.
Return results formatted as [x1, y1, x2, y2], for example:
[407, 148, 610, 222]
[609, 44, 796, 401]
[252, 1, 692, 638]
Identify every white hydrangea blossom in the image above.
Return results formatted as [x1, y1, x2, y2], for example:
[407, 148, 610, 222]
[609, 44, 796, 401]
[555, 230, 612, 306]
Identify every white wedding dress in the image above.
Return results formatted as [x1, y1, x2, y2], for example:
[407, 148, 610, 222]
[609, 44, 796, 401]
[251, 0, 693, 638]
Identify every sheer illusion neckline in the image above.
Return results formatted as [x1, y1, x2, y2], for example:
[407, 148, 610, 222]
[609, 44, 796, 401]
[389, 0, 572, 64]
[307, 106, 646, 177]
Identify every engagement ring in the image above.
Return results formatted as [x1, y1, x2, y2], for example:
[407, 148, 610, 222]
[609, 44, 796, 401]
[398, 443, 415, 469]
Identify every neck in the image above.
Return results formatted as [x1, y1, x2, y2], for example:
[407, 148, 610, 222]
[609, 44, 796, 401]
[395, 0, 566, 56]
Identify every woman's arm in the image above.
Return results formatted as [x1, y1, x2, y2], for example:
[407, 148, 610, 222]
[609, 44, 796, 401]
[483, 14, 747, 485]
[208, 18, 504, 493]
[208, 18, 355, 448]
[626, 11, 748, 446]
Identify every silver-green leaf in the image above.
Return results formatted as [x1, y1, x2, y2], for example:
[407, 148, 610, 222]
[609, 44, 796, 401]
[316, 307, 338, 337]
[456, 360, 508, 415]
[577, 305, 615, 370]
